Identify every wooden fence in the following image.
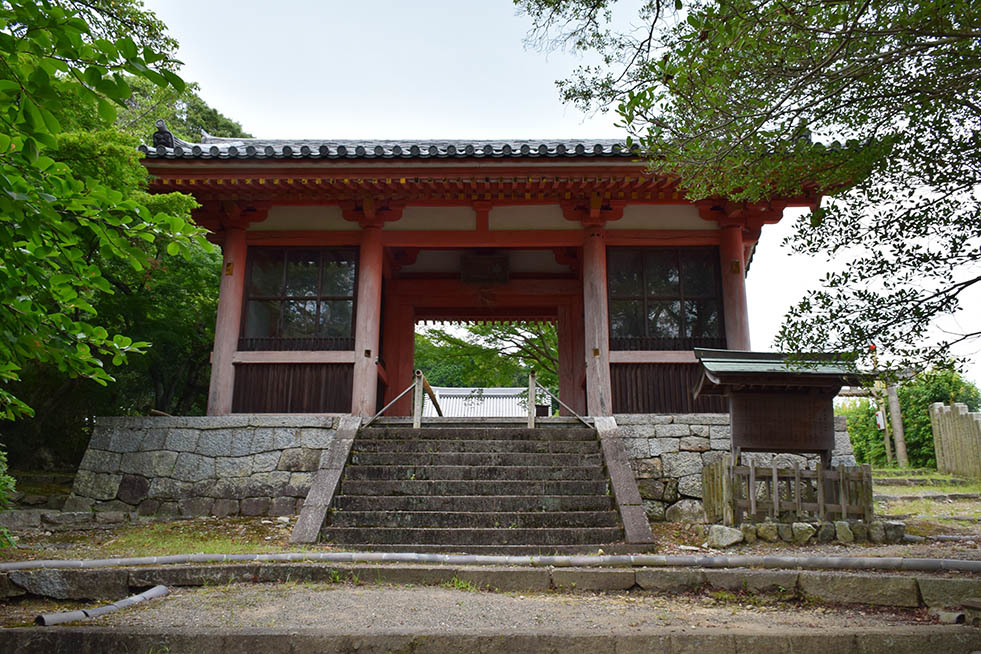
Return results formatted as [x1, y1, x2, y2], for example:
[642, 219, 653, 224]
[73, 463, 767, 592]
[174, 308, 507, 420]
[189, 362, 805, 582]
[703, 456, 873, 526]
[930, 403, 981, 480]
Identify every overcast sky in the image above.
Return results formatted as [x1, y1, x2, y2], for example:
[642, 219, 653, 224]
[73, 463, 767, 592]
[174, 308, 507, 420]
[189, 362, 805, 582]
[142, 0, 980, 385]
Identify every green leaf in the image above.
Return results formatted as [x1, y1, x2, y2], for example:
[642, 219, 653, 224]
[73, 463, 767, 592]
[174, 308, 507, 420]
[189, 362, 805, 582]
[97, 98, 117, 123]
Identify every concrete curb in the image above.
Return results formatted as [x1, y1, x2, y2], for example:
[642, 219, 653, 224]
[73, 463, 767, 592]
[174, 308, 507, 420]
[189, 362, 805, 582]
[2, 561, 979, 609]
[0, 626, 978, 654]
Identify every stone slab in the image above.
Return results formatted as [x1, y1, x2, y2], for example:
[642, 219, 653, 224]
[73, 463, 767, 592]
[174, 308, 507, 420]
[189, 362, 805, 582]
[798, 572, 920, 607]
[917, 577, 981, 608]
[635, 568, 706, 592]
[8, 568, 130, 600]
[703, 569, 799, 594]
[551, 568, 636, 591]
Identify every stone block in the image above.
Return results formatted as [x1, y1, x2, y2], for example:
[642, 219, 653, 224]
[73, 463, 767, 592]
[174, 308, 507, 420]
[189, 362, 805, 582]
[673, 414, 729, 425]
[635, 568, 705, 592]
[86, 426, 112, 451]
[197, 429, 251, 458]
[251, 451, 279, 473]
[157, 501, 180, 516]
[250, 415, 335, 428]
[179, 497, 214, 517]
[777, 523, 793, 542]
[299, 428, 335, 449]
[849, 520, 868, 542]
[212, 499, 239, 517]
[0, 510, 42, 530]
[192, 415, 251, 429]
[0, 573, 26, 599]
[622, 438, 651, 459]
[251, 427, 299, 454]
[883, 521, 905, 543]
[701, 451, 727, 466]
[655, 424, 691, 438]
[247, 471, 291, 496]
[93, 500, 133, 513]
[240, 497, 270, 516]
[689, 424, 710, 437]
[216, 456, 253, 478]
[120, 450, 178, 478]
[664, 498, 706, 523]
[643, 500, 666, 521]
[704, 570, 799, 594]
[286, 472, 314, 496]
[9, 569, 130, 600]
[740, 523, 757, 544]
[756, 522, 780, 542]
[72, 470, 122, 501]
[709, 425, 731, 440]
[148, 477, 192, 500]
[918, 577, 981, 608]
[707, 525, 744, 548]
[834, 432, 853, 454]
[269, 496, 296, 516]
[173, 452, 215, 482]
[798, 572, 920, 607]
[630, 458, 662, 479]
[650, 438, 680, 456]
[278, 448, 320, 472]
[137, 499, 160, 515]
[709, 438, 732, 452]
[107, 428, 145, 453]
[78, 449, 121, 474]
[551, 568, 635, 591]
[680, 437, 710, 452]
[116, 474, 150, 505]
[94, 511, 126, 525]
[868, 521, 886, 543]
[40, 512, 94, 529]
[662, 452, 703, 477]
[164, 429, 200, 452]
[616, 425, 657, 440]
[792, 522, 816, 544]
[833, 416, 847, 431]
[140, 428, 167, 451]
[677, 474, 703, 499]
[834, 520, 854, 543]
[213, 477, 250, 499]
[62, 496, 95, 512]
[638, 478, 668, 501]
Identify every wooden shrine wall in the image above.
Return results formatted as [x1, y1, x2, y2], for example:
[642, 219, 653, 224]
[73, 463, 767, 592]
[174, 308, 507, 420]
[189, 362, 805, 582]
[232, 363, 353, 413]
[611, 363, 727, 414]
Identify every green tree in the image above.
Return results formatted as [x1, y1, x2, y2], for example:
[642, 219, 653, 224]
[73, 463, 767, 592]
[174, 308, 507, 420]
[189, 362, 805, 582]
[415, 322, 559, 393]
[838, 368, 980, 467]
[518, 0, 981, 373]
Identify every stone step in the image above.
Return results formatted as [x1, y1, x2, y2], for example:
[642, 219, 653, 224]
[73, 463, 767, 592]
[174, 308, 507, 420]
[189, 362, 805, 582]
[361, 427, 597, 441]
[334, 494, 616, 513]
[353, 438, 600, 454]
[343, 465, 605, 482]
[349, 451, 602, 467]
[328, 510, 620, 529]
[318, 543, 653, 554]
[321, 526, 624, 546]
[338, 479, 609, 497]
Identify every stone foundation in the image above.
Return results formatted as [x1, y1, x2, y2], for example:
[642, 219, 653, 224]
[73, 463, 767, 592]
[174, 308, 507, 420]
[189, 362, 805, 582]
[615, 414, 855, 523]
[68, 416, 339, 517]
[69, 413, 854, 522]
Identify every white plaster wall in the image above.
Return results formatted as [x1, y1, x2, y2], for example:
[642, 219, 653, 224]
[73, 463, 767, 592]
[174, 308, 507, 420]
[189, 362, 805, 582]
[489, 205, 573, 231]
[608, 204, 716, 230]
[250, 206, 350, 231]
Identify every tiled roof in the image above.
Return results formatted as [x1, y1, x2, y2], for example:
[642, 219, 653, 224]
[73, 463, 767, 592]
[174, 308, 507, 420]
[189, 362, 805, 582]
[140, 128, 636, 161]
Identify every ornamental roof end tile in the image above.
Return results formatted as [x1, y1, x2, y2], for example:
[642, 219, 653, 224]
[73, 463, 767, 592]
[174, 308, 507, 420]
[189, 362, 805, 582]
[140, 121, 638, 161]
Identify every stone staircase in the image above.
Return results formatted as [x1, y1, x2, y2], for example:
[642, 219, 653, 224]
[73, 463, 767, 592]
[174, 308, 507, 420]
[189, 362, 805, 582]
[319, 420, 635, 553]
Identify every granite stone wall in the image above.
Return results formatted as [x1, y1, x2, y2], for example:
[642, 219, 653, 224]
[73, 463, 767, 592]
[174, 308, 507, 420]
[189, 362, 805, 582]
[615, 414, 855, 523]
[68, 416, 339, 517]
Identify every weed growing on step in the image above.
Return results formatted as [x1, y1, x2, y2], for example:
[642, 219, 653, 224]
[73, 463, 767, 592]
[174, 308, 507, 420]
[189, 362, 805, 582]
[442, 576, 481, 592]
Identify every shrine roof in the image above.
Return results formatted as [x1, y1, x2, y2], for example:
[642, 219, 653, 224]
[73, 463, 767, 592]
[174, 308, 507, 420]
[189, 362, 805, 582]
[139, 124, 636, 161]
[695, 349, 860, 377]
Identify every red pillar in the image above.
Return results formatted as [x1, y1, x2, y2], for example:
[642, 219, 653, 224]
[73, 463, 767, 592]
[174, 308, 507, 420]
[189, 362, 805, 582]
[582, 227, 613, 416]
[352, 225, 384, 416]
[720, 224, 751, 350]
[207, 226, 247, 416]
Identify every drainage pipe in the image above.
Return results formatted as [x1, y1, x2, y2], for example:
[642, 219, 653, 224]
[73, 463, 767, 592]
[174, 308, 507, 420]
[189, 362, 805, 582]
[35, 585, 169, 626]
[2, 552, 980, 573]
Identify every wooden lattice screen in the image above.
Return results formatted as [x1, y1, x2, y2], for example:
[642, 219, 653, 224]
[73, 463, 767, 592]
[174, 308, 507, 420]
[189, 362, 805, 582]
[703, 456, 873, 526]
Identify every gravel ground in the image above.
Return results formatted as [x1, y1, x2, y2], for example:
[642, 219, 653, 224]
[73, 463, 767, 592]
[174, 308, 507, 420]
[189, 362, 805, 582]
[22, 583, 932, 634]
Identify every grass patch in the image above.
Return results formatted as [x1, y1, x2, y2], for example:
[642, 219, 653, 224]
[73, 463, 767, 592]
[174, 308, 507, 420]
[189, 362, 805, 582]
[442, 575, 482, 592]
[874, 482, 981, 496]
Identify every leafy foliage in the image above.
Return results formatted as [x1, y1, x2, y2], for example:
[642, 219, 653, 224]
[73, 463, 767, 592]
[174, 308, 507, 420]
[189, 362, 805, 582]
[838, 368, 981, 467]
[518, 0, 981, 373]
[0, 445, 15, 546]
[415, 323, 558, 394]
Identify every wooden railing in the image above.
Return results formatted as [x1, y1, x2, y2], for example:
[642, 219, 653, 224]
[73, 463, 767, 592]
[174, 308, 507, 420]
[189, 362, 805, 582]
[364, 369, 442, 429]
[930, 403, 981, 480]
[703, 455, 873, 526]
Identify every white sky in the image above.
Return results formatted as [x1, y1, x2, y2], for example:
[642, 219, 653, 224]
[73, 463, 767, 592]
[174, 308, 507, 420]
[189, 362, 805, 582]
[143, 0, 980, 386]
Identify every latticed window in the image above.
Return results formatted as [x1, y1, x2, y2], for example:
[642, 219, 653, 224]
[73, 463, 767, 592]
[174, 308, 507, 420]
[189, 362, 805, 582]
[239, 247, 358, 351]
[607, 247, 726, 350]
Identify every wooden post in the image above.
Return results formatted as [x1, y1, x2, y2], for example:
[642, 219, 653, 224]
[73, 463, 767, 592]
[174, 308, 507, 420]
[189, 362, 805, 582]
[886, 383, 909, 468]
[528, 371, 537, 428]
[816, 466, 825, 521]
[412, 371, 424, 429]
[207, 226, 247, 416]
[582, 227, 613, 416]
[352, 224, 384, 416]
[793, 463, 802, 517]
[719, 224, 751, 350]
[771, 463, 779, 520]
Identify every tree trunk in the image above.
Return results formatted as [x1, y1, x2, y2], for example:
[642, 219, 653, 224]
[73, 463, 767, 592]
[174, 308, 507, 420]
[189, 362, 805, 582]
[886, 383, 909, 468]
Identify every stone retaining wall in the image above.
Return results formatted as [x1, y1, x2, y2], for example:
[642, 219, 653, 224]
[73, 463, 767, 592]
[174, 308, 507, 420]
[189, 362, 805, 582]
[615, 414, 855, 523]
[68, 416, 339, 517]
[69, 413, 853, 522]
